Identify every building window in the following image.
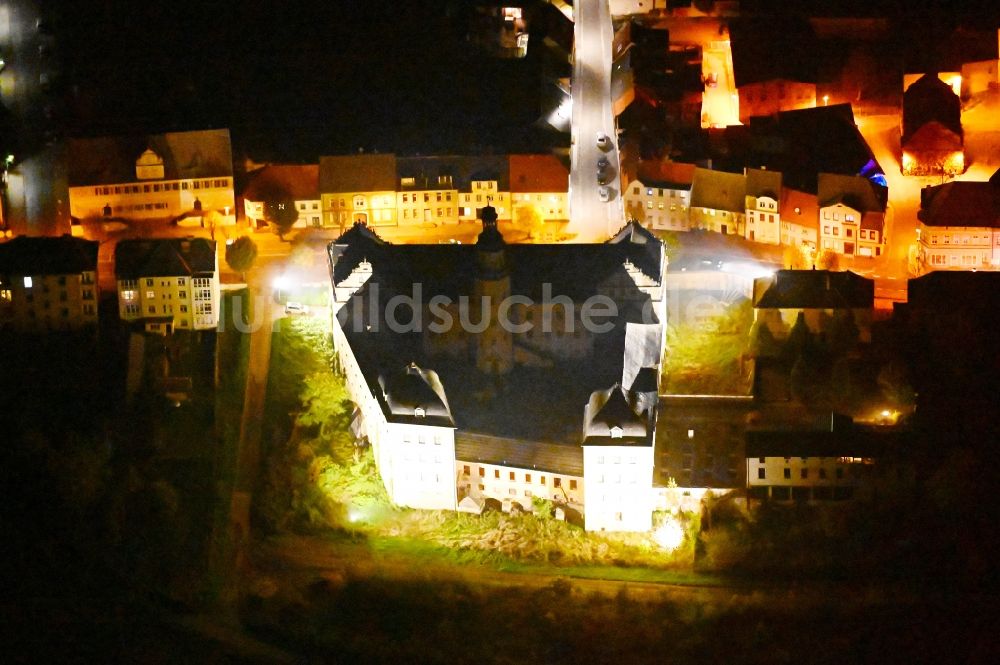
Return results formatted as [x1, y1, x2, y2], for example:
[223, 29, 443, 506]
[494, 469, 500, 479]
[478, 467, 484, 477]
[553, 477, 561, 488]
[463, 465, 470, 476]
[569, 479, 577, 490]
[23, 276, 33, 288]
[800, 468, 808, 479]
[783, 468, 791, 479]
[509, 471, 515, 481]
[525, 474, 532, 483]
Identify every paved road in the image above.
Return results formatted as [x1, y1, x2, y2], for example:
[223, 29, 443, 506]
[568, 0, 625, 242]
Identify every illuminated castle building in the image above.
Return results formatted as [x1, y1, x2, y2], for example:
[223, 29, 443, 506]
[327, 207, 667, 531]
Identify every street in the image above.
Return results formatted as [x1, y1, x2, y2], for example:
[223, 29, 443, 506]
[568, 0, 625, 242]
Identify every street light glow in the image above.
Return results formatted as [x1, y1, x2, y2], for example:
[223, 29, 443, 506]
[653, 516, 685, 551]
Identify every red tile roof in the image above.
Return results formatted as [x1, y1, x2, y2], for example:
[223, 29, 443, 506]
[780, 188, 819, 230]
[508, 154, 568, 193]
[243, 164, 319, 201]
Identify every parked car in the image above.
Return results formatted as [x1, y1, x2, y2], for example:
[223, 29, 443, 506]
[598, 186, 611, 202]
[597, 156, 609, 169]
[285, 301, 310, 315]
[597, 132, 611, 150]
[597, 170, 609, 185]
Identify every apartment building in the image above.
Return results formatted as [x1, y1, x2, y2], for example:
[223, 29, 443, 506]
[0, 235, 99, 332]
[114, 238, 219, 334]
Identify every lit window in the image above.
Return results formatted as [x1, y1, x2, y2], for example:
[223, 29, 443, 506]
[23, 276, 32, 288]
[687, 429, 694, 438]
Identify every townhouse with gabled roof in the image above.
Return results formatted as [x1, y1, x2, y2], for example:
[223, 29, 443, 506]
[916, 168, 1000, 272]
[115, 237, 219, 334]
[817, 173, 887, 257]
[744, 168, 782, 245]
[689, 168, 746, 236]
[901, 73, 964, 176]
[243, 164, 321, 230]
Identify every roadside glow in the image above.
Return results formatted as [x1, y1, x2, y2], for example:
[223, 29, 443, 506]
[653, 517, 685, 551]
[720, 261, 775, 279]
[347, 508, 361, 523]
[948, 76, 961, 96]
[822, 94, 829, 105]
[273, 275, 291, 290]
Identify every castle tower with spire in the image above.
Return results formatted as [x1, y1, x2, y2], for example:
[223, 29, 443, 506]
[472, 205, 513, 375]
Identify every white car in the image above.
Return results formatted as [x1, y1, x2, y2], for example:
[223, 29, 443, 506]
[598, 186, 611, 202]
[285, 301, 310, 316]
[597, 132, 611, 150]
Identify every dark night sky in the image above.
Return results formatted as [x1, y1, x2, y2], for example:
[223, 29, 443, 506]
[58, 1, 554, 160]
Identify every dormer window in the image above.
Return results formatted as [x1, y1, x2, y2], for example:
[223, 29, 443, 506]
[135, 148, 165, 180]
[414, 407, 426, 418]
[610, 426, 623, 439]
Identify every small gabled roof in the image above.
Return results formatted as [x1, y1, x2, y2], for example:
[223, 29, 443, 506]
[508, 154, 568, 193]
[378, 362, 454, 426]
[636, 160, 696, 190]
[243, 164, 319, 201]
[0, 236, 99, 276]
[918, 181, 1000, 228]
[583, 384, 651, 446]
[902, 121, 963, 152]
[753, 270, 874, 309]
[115, 238, 216, 279]
[903, 73, 962, 143]
[779, 188, 819, 230]
[745, 168, 782, 200]
[690, 168, 746, 213]
[817, 173, 887, 213]
[319, 154, 397, 194]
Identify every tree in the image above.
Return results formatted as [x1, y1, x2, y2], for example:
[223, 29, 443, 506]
[513, 204, 545, 242]
[783, 244, 811, 270]
[815, 249, 840, 271]
[747, 320, 780, 358]
[258, 182, 299, 239]
[225, 236, 258, 277]
[784, 311, 812, 359]
[826, 309, 860, 355]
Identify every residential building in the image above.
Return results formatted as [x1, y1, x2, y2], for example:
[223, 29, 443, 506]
[508, 154, 569, 223]
[320, 154, 398, 230]
[745, 421, 895, 503]
[738, 80, 817, 123]
[67, 129, 236, 225]
[752, 269, 874, 343]
[743, 104, 884, 194]
[817, 173, 887, 257]
[243, 164, 321, 230]
[0, 235, 99, 332]
[744, 168, 782, 244]
[689, 168, 746, 236]
[916, 170, 1000, 272]
[397, 155, 511, 226]
[115, 238, 219, 334]
[728, 16, 817, 123]
[901, 73, 964, 176]
[328, 210, 667, 531]
[623, 177, 692, 231]
[778, 187, 819, 250]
